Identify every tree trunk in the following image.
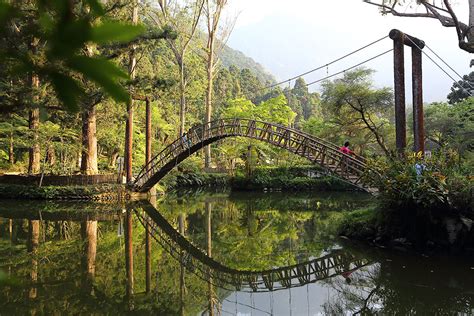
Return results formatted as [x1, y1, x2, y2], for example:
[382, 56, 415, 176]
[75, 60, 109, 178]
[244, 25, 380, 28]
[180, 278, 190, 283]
[28, 107, 40, 174]
[81, 220, 97, 294]
[204, 39, 214, 168]
[81, 106, 99, 175]
[125, 0, 138, 183]
[179, 59, 186, 137]
[9, 132, 14, 165]
[27, 220, 39, 300]
[109, 150, 119, 168]
[28, 36, 40, 175]
[46, 144, 56, 167]
[206, 202, 214, 315]
[125, 211, 134, 298]
[468, 0, 474, 46]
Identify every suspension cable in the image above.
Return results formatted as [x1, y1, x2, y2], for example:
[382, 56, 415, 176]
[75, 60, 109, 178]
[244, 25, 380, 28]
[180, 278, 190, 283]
[405, 37, 473, 97]
[305, 49, 393, 87]
[257, 35, 389, 92]
[424, 44, 474, 90]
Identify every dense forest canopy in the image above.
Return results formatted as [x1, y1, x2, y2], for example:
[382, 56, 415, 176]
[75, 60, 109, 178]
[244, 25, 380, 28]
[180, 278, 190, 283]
[0, 0, 472, 176]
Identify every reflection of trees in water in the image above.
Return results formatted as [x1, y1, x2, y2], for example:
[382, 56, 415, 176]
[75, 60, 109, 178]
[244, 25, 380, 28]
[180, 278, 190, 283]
[322, 257, 474, 315]
[322, 263, 383, 315]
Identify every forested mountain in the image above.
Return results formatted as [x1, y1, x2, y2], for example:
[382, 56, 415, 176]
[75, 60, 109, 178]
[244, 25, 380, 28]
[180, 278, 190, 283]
[219, 45, 275, 84]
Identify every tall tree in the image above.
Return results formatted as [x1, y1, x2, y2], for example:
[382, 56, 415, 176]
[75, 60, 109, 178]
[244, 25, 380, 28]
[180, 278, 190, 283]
[447, 71, 474, 104]
[151, 0, 204, 136]
[364, 0, 474, 53]
[203, 0, 232, 168]
[321, 68, 394, 156]
[125, 0, 139, 182]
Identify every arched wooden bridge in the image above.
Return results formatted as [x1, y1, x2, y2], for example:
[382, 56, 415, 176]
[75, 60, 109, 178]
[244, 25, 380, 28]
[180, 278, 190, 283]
[132, 118, 377, 193]
[135, 202, 372, 292]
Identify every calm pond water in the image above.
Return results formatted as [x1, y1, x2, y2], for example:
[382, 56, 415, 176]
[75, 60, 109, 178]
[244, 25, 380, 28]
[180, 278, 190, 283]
[0, 191, 473, 315]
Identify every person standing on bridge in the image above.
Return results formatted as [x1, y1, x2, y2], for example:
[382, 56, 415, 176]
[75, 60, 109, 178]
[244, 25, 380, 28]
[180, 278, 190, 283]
[339, 141, 354, 174]
[339, 141, 354, 155]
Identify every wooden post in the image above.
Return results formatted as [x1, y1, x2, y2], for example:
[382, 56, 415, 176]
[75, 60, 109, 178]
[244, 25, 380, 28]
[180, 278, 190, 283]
[412, 47, 424, 154]
[390, 30, 406, 154]
[389, 29, 425, 155]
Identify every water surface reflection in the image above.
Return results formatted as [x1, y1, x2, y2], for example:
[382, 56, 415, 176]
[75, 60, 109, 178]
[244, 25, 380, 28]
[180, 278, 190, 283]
[0, 192, 472, 315]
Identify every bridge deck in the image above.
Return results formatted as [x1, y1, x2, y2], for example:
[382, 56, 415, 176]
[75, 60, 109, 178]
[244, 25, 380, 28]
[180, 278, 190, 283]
[132, 119, 378, 193]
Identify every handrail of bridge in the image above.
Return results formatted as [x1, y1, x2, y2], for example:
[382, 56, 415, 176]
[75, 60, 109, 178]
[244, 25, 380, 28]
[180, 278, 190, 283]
[137, 118, 367, 177]
[132, 118, 378, 193]
[134, 202, 372, 292]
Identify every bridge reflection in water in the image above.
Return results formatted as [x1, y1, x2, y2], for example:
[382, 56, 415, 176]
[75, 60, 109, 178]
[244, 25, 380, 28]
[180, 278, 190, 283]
[2, 197, 472, 315]
[135, 202, 371, 293]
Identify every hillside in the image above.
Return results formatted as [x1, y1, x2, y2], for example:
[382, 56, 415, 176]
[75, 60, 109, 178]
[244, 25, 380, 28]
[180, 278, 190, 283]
[219, 44, 276, 84]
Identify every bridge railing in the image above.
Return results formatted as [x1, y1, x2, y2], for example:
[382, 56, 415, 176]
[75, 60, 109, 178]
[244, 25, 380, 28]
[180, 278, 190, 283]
[134, 203, 372, 292]
[132, 118, 374, 191]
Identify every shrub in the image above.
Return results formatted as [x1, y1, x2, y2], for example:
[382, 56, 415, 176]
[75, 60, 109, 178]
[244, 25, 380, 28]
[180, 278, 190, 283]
[364, 150, 473, 215]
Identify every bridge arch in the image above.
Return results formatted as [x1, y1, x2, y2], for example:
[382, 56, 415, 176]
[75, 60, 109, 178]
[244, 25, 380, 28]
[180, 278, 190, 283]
[136, 203, 371, 292]
[132, 118, 376, 193]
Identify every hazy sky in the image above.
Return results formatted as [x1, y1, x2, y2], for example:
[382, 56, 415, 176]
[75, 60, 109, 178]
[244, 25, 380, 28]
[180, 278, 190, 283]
[225, 0, 471, 103]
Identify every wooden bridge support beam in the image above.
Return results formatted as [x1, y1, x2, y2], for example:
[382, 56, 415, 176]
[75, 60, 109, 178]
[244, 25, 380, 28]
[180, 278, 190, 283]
[389, 29, 425, 155]
[412, 47, 425, 154]
[391, 31, 406, 154]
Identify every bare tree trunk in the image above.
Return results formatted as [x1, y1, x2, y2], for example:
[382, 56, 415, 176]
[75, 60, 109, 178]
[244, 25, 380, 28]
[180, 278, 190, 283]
[46, 144, 56, 168]
[28, 107, 40, 174]
[203, 0, 231, 168]
[179, 59, 186, 137]
[9, 132, 14, 165]
[204, 46, 214, 168]
[27, 220, 39, 300]
[81, 106, 99, 175]
[81, 220, 97, 294]
[145, 218, 152, 294]
[125, 211, 134, 299]
[109, 150, 119, 168]
[28, 35, 40, 174]
[125, 0, 138, 183]
[206, 202, 214, 315]
[469, 0, 474, 45]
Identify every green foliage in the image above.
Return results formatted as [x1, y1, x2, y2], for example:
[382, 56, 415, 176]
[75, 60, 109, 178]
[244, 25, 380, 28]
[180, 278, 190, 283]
[0, 0, 145, 111]
[231, 166, 355, 191]
[447, 71, 474, 104]
[424, 98, 474, 154]
[337, 207, 380, 240]
[0, 183, 119, 199]
[365, 152, 473, 214]
[319, 68, 394, 155]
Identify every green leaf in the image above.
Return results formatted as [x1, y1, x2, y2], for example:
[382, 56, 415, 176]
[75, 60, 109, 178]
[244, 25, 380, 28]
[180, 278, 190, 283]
[0, 2, 16, 29]
[50, 72, 83, 112]
[91, 21, 144, 44]
[68, 56, 130, 103]
[49, 19, 91, 58]
[85, 0, 105, 16]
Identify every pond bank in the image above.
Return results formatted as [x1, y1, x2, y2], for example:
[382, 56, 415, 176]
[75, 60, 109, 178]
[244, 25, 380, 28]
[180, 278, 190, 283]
[162, 166, 357, 192]
[0, 167, 357, 200]
[337, 206, 474, 256]
[0, 183, 123, 200]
